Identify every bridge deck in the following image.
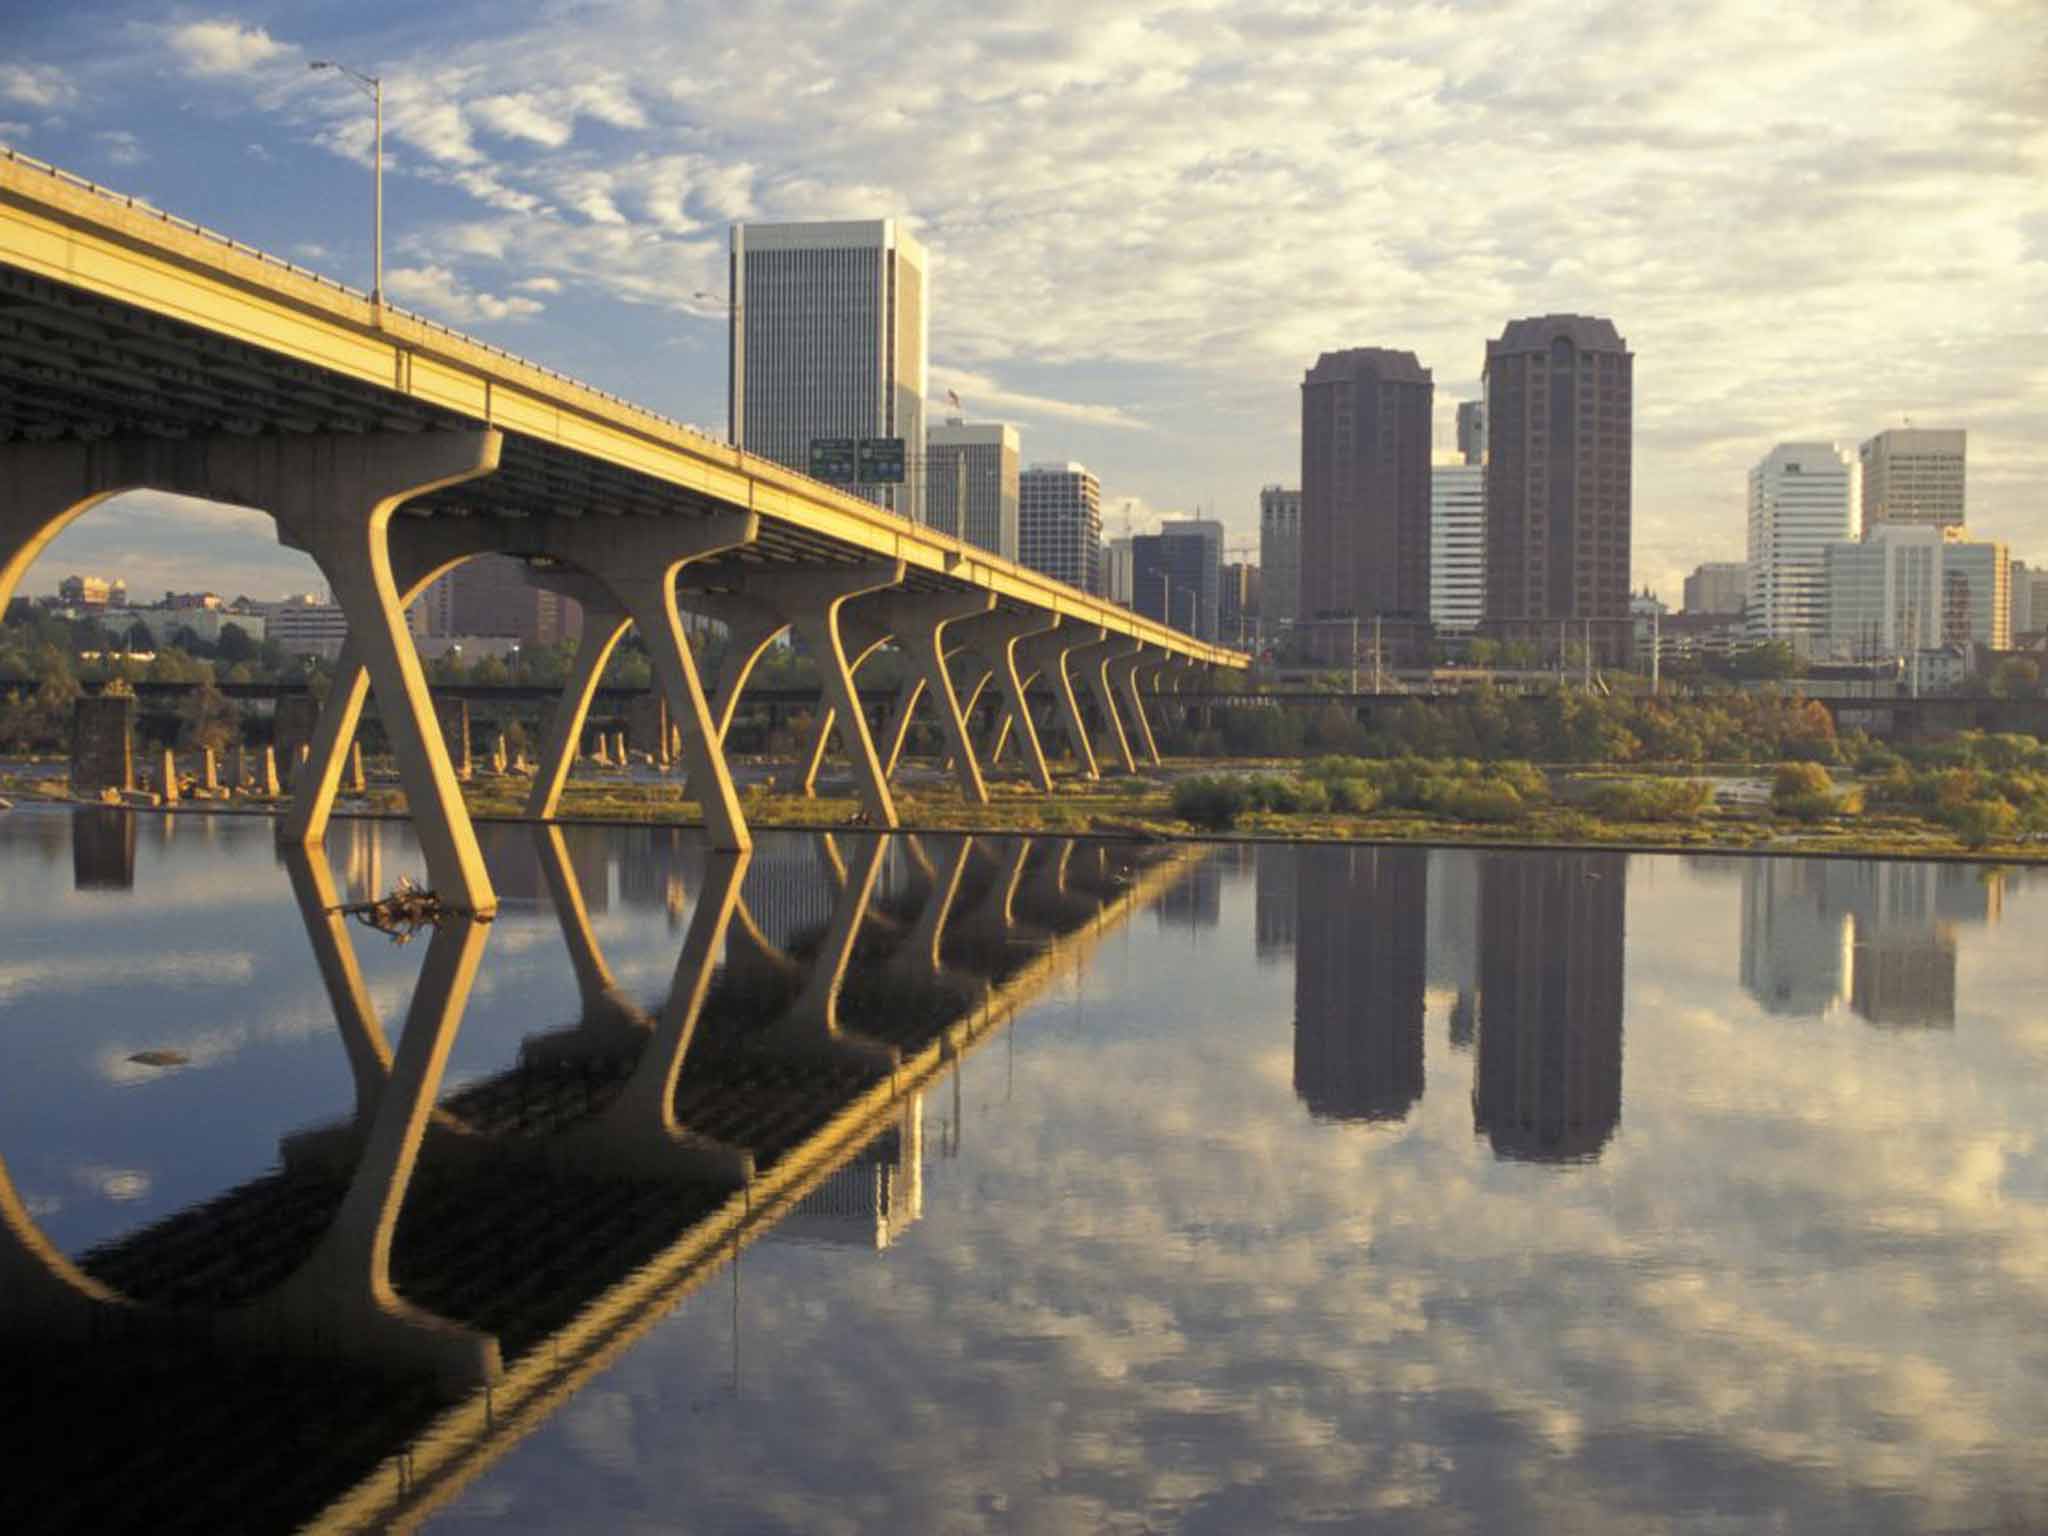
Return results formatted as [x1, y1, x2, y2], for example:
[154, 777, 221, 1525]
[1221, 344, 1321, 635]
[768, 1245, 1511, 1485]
[0, 147, 1235, 667]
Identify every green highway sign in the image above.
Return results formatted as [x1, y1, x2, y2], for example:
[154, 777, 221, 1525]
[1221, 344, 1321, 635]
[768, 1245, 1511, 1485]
[809, 438, 858, 482]
[857, 436, 906, 484]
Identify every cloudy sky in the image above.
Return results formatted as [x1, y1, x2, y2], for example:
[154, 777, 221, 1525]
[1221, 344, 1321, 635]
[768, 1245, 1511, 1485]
[4, 0, 2044, 603]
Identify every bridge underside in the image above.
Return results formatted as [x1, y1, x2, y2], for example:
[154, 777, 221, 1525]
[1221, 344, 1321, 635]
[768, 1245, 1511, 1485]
[0, 255, 1221, 914]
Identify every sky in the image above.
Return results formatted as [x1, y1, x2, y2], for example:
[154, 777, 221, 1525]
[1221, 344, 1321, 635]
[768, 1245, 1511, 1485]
[3, 0, 2044, 605]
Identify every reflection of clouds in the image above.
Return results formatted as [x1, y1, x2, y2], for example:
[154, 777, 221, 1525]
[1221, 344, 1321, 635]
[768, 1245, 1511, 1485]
[0, 949, 257, 1004]
[71, 1164, 150, 1202]
[436, 848, 2048, 1532]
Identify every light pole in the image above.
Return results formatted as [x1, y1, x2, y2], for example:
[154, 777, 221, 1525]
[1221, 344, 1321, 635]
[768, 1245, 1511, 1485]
[309, 60, 383, 313]
[694, 287, 743, 446]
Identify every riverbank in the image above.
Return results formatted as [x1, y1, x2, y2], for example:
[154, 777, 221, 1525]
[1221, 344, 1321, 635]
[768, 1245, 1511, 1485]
[7, 759, 2045, 865]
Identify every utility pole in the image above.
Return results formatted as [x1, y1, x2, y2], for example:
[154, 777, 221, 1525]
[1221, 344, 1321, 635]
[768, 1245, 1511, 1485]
[1373, 614, 1384, 693]
[1651, 607, 1661, 692]
[1349, 615, 1359, 693]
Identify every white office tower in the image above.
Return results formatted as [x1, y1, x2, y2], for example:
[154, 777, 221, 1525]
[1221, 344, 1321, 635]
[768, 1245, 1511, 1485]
[729, 219, 928, 525]
[1860, 427, 1966, 532]
[1259, 485, 1302, 628]
[1103, 536, 1135, 605]
[1429, 461, 1486, 631]
[1019, 462, 1102, 593]
[1746, 443, 1857, 648]
[1825, 524, 2009, 659]
[925, 418, 1019, 559]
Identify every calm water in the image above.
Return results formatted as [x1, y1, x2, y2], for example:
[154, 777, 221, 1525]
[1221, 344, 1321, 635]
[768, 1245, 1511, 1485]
[2, 806, 2046, 1533]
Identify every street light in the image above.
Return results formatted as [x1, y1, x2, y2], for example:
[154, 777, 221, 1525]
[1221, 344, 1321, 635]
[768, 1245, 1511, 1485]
[308, 60, 383, 312]
[694, 287, 741, 445]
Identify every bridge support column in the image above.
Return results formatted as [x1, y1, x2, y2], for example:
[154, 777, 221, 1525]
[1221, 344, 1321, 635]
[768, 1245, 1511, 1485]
[869, 590, 997, 804]
[261, 433, 505, 915]
[786, 613, 888, 799]
[723, 565, 905, 822]
[285, 515, 514, 853]
[542, 514, 761, 851]
[1019, 624, 1105, 778]
[950, 608, 1059, 793]
[1072, 636, 1141, 774]
[1111, 642, 1165, 767]
[673, 589, 792, 779]
[527, 610, 631, 819]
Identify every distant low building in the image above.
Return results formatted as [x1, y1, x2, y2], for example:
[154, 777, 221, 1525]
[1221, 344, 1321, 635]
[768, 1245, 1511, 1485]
[58, 575, 126, 609]
[1682, 561, 1747, 616]
[116, 607, 266, 649]
[262, 599, 348, 659]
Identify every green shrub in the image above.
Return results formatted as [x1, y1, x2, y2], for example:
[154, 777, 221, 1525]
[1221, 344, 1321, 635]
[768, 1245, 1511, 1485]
[1946, 797, 2019, 847]
[1325, 777, 1379, 814]
[1172, 775, 1248, 830]
[1431, 781, 1527, 824]
[1774, 791, 1838, 822]
[1590, 777, 1714, 822]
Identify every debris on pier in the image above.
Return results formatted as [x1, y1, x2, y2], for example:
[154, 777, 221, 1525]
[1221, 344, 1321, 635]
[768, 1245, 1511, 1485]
[341, 877, 449, 944]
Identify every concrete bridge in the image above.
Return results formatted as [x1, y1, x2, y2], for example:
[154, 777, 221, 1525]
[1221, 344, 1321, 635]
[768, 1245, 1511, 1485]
[0, 817, 1199, 1533]
[0, 148, 1240, 914]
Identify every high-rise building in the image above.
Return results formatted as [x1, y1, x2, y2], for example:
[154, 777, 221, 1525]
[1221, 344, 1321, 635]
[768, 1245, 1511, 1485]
[1939, 538, 2010, 650]
[925, 417, 1019, 560]
[1746, 442, 1858, 648]
[1825, 524, 2009, 660]
[1481, 314, 1634, 666]
[1474, 850, 1626, 1162]
[1259, 485, 1302, 630]
[1682, 561, 1748, 615]
[1300, 348, 1434, 663]
[1860, 428, 1966, 532]
[1293, 846, 1427, 1125]
[1429, 459, 1486, 632]
[729, 219, 928, 525]
[1130, 518, 1223, 639]
[1456, 398, 1486, 465]
[1218, 562, 1261, 647]
[2009, 561, 2048, 640]
[1018, 462, 1101, 594]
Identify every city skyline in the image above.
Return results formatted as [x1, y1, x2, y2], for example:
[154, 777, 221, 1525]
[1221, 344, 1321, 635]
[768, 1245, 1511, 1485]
[2, 3, 2039, 606]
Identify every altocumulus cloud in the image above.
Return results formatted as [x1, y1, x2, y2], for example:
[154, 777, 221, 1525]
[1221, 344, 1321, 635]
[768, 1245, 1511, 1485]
[11, 0, 2048, 595]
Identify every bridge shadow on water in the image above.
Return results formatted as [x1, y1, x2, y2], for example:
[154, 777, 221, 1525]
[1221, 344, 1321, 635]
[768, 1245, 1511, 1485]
[0, 815, 1201, 1536]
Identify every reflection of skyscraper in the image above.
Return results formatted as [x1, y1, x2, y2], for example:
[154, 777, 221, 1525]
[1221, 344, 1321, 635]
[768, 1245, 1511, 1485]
[618, 827, 702, 924]
[778, 1096, 924, 1249]
[1741, 860, 2001, 1031]
[1426, 849, 1481, 1049]
[1740, 860, 1852, 1016]
[1474, 851, 1625, 1162]
[1157, 851, 1222, 930]
[1255, 845, 1298, 964]
[489, 825, 611, 911]
[1293, 847, 1427, 1124]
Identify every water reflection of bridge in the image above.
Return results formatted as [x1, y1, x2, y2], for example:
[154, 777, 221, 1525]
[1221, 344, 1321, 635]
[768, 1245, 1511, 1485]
[0, 816, 1198, 1535]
